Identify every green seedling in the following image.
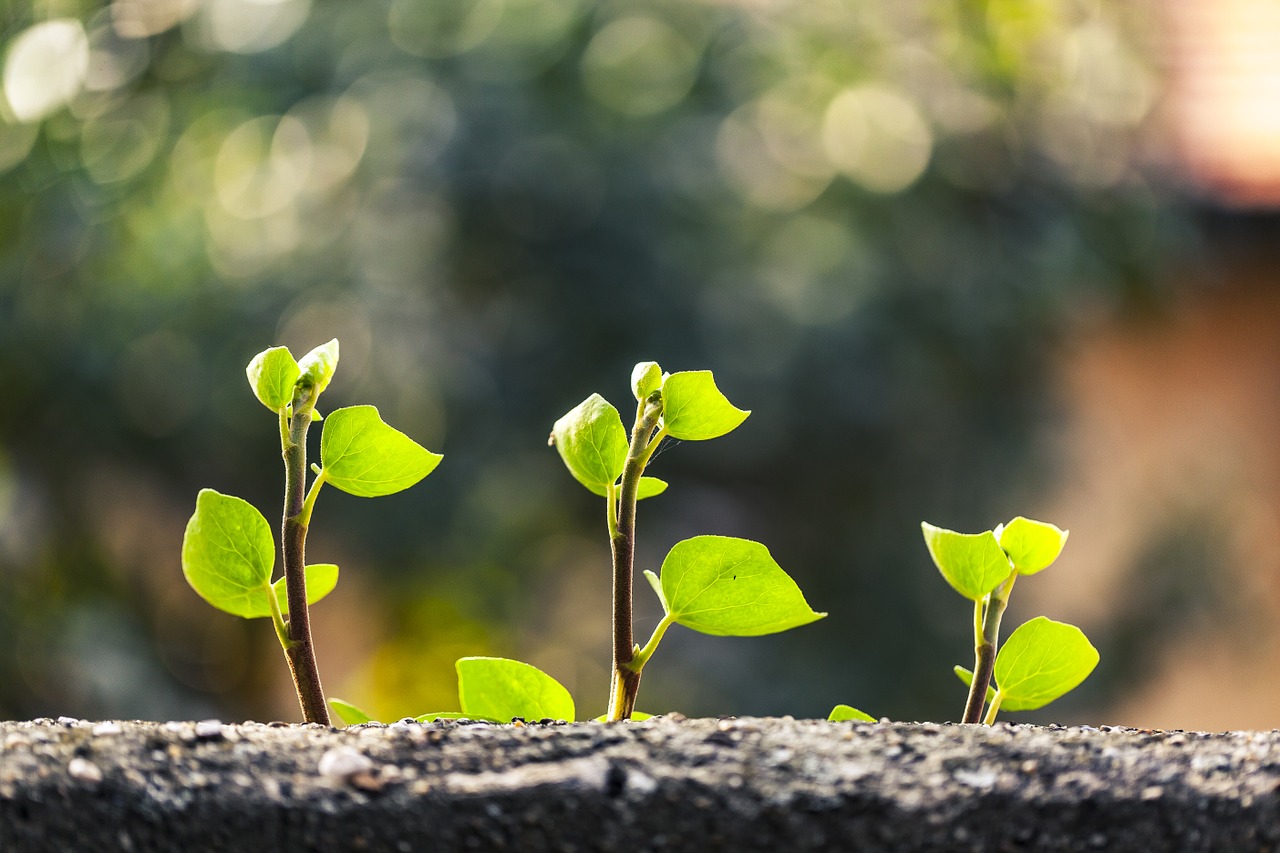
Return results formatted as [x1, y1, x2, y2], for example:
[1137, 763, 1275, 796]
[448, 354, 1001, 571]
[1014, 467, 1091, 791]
[828, 704, 876, 723]
[182, 340, 441, 724]
[922, 516, 1099, 724]
[542, 363, 824, 721]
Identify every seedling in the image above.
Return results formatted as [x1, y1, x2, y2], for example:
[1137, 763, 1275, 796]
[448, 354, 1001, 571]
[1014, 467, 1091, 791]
[543, 363, 825, 721]
[922, 517, 1098, 724]
[181, 340, 441, 724]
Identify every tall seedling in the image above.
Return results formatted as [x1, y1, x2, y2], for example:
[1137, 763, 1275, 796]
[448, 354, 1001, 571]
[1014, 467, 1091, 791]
[181, 340, 441, 723]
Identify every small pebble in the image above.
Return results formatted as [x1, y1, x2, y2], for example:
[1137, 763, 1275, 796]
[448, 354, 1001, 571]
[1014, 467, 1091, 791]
[195, 720, 224, 739]
[56, 716, 82, 727]
[92, 722, 122, 737]
[319, 746, 374, 781]
[68, 758, 103, 784]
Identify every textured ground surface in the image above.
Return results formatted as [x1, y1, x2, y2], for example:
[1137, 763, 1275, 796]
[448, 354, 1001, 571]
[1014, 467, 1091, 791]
[2, 715, 1279, 852]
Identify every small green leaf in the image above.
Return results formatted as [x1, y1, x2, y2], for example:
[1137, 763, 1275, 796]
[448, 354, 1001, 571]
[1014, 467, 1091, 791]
[636, 476, 667, 500]
[828, 704, 876, 723]
[456, 657, 576, 722]
[270, 564, 340, 618]
[920, 523, 1013, 601]
[320, 405, 443, 498]
[643, 568, 667, 611]
[953, 665, 997, 704]
[660, 535, 826, 636]
[994, 617, 1099, 712]
[999, 516, 1069, 576]
[329, 698, 373, 725]
[550, 394, 628, 494]
[660, 371, 750, 441]
[631, 361, 663, 401]
[246, 346, 300, 411]
[297, 338, 340, 396]
[182, 489, 274, 618]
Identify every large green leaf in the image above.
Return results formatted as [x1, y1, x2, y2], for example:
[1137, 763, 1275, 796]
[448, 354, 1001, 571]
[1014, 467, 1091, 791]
[182, 489, 274, 618]
[659, 535, 826, 636]
[329, 698, 373, 725]
[994, 617, 1099, 712]
[631, 361, 662, 401]
[998, 516, 1069, 576]
[455, 657, 576, 722]
[828, 704, 876, 723]
[660, 371, 749, 441]
[920, 523, 1013, 601]
[296, 338, 339, 396]
[245, 346, 300, 411]
[320, 405, 442, 497]
[550, 394, 628, 494]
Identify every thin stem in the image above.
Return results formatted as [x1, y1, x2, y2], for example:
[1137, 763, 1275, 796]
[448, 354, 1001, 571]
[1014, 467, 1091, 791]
[629, 611, 677, 673]
[279, 385, 330, 725]
[982, 691, 1004, 726]
[606, 392, 664, 722]
[961, 572, 1017, 724]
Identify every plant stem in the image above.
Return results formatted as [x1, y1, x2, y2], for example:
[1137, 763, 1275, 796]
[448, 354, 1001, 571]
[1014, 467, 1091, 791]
[982, 692, 1004, 726]
[606, 393, 663, 722]
[962, 573, 1017, 724]
[279, 386, 330, 725]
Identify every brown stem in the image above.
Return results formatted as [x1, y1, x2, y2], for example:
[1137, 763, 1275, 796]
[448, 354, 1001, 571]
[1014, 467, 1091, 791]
[606, 393, 663, 722]
[962, 574, 1016, 724]
[280, 386, 330, 725]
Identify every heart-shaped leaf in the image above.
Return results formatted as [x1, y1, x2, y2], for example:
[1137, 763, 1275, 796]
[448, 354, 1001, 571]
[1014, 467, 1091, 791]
[550, 394, 628, 494]
[921, 523, 1013, 601]
[456, 657, 576, 722]
[246, 346, 300, 411]
[182, 489, 274, 618]
[994, 617, 1099, 712]
[998, 516, 1069, 576]
[660, 371, 749, 441]
[659, 535, 826, 636]
[321, 405, 442, 497]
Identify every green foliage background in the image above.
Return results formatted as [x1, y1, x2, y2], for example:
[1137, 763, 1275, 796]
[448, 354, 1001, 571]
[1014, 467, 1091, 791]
[0, 0, 1191, 722]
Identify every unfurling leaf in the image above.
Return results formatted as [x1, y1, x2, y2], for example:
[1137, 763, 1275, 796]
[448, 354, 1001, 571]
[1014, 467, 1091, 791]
[296, 338, 340, 397]
[550, 394, 628, 494]
[246, 346, 300, 411]
[631, 361, 663, 401]
[320, 405, 442, 497]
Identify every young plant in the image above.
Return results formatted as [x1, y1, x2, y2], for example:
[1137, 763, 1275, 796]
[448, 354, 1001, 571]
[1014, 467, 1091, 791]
[182, 340, 442, 724]
[922, 517, 1099, 724]
[545, 362, 825, 721]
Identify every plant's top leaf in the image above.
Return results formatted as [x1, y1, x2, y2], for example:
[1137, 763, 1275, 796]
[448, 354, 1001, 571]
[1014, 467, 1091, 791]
[297, 338, 339, 397]
[659, 535, 825, 636]
[631, 361, 662, 401]
[329, 698, 373, 725]
[550, 393, 628, 494]
[660, 371, 749, 441]
[636, 476, 667, 500]
[828, 704, 876, 723]
[246, 346, 300, 411]
[998, 516, 1068, 576]
[994, 617, 1099, 712]
[920, 522, 1013, 601]
[182, 489, 275, 619]
[953, 665, 997, 705]
[456, 656, 576, 723]
[320, 405, 442, 498]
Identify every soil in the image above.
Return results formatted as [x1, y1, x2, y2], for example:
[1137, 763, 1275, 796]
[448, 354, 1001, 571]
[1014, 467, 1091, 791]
[2, 715, 1278, 852]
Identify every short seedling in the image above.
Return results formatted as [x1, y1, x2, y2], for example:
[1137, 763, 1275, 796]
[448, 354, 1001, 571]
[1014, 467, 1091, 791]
[544, 362, 825, 721]
[922, 517, 1098, 724]
[182, 340, 441, 724]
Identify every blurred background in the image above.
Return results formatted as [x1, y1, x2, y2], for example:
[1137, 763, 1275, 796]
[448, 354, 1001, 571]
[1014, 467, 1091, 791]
[1, 0, 1278, 731]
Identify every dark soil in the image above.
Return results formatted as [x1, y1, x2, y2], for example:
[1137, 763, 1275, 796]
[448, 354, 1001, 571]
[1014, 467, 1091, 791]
[2, 715, 1278, 852]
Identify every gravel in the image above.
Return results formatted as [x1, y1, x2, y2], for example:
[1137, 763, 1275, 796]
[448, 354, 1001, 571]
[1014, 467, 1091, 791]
[2, 716, 1279, 851]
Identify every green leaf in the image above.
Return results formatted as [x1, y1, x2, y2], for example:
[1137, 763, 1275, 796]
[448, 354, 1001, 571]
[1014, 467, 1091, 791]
[660, 371, 750, 441]
[631, 361, 662, 401]
[297, 338, 340, 396]
[920, 523, 1013, 601]
[550, 394, 628, 495]
[994, 617, 1099, 712]
[320, 405, 443, 498]
[828, 704, 876, 723]
[636, 476, 667, 500]
[659, 535, 826, 636]
[998, 516, 1069, 576]
[953, 665, 997, 704]
[246, 346, 300, 411]
[329, 698, 373, 725]
[643, 568, 667, 610]
[456, 657, 576, 722]
[182, 489, 275, 618]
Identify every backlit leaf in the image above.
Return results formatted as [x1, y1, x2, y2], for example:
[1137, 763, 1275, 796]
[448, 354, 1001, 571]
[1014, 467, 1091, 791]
[550, 394, 628, 493]
[660, 371, 749, 441]
[321, 405, 442, 497]
[920, 523, 1013, 601]
[631, 361, 662, 401]
[329, 698, 373, 725]
[828, 704, 876, 722]
[182, 489, 274, 618]
[246, 346, 299, 411]
[659, 535, 825, 636]
[456, 656, 576, 722]
[998, 516, 1068, 576]
[994, 617, 1099, 712]
[296, 338, 339, 397]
